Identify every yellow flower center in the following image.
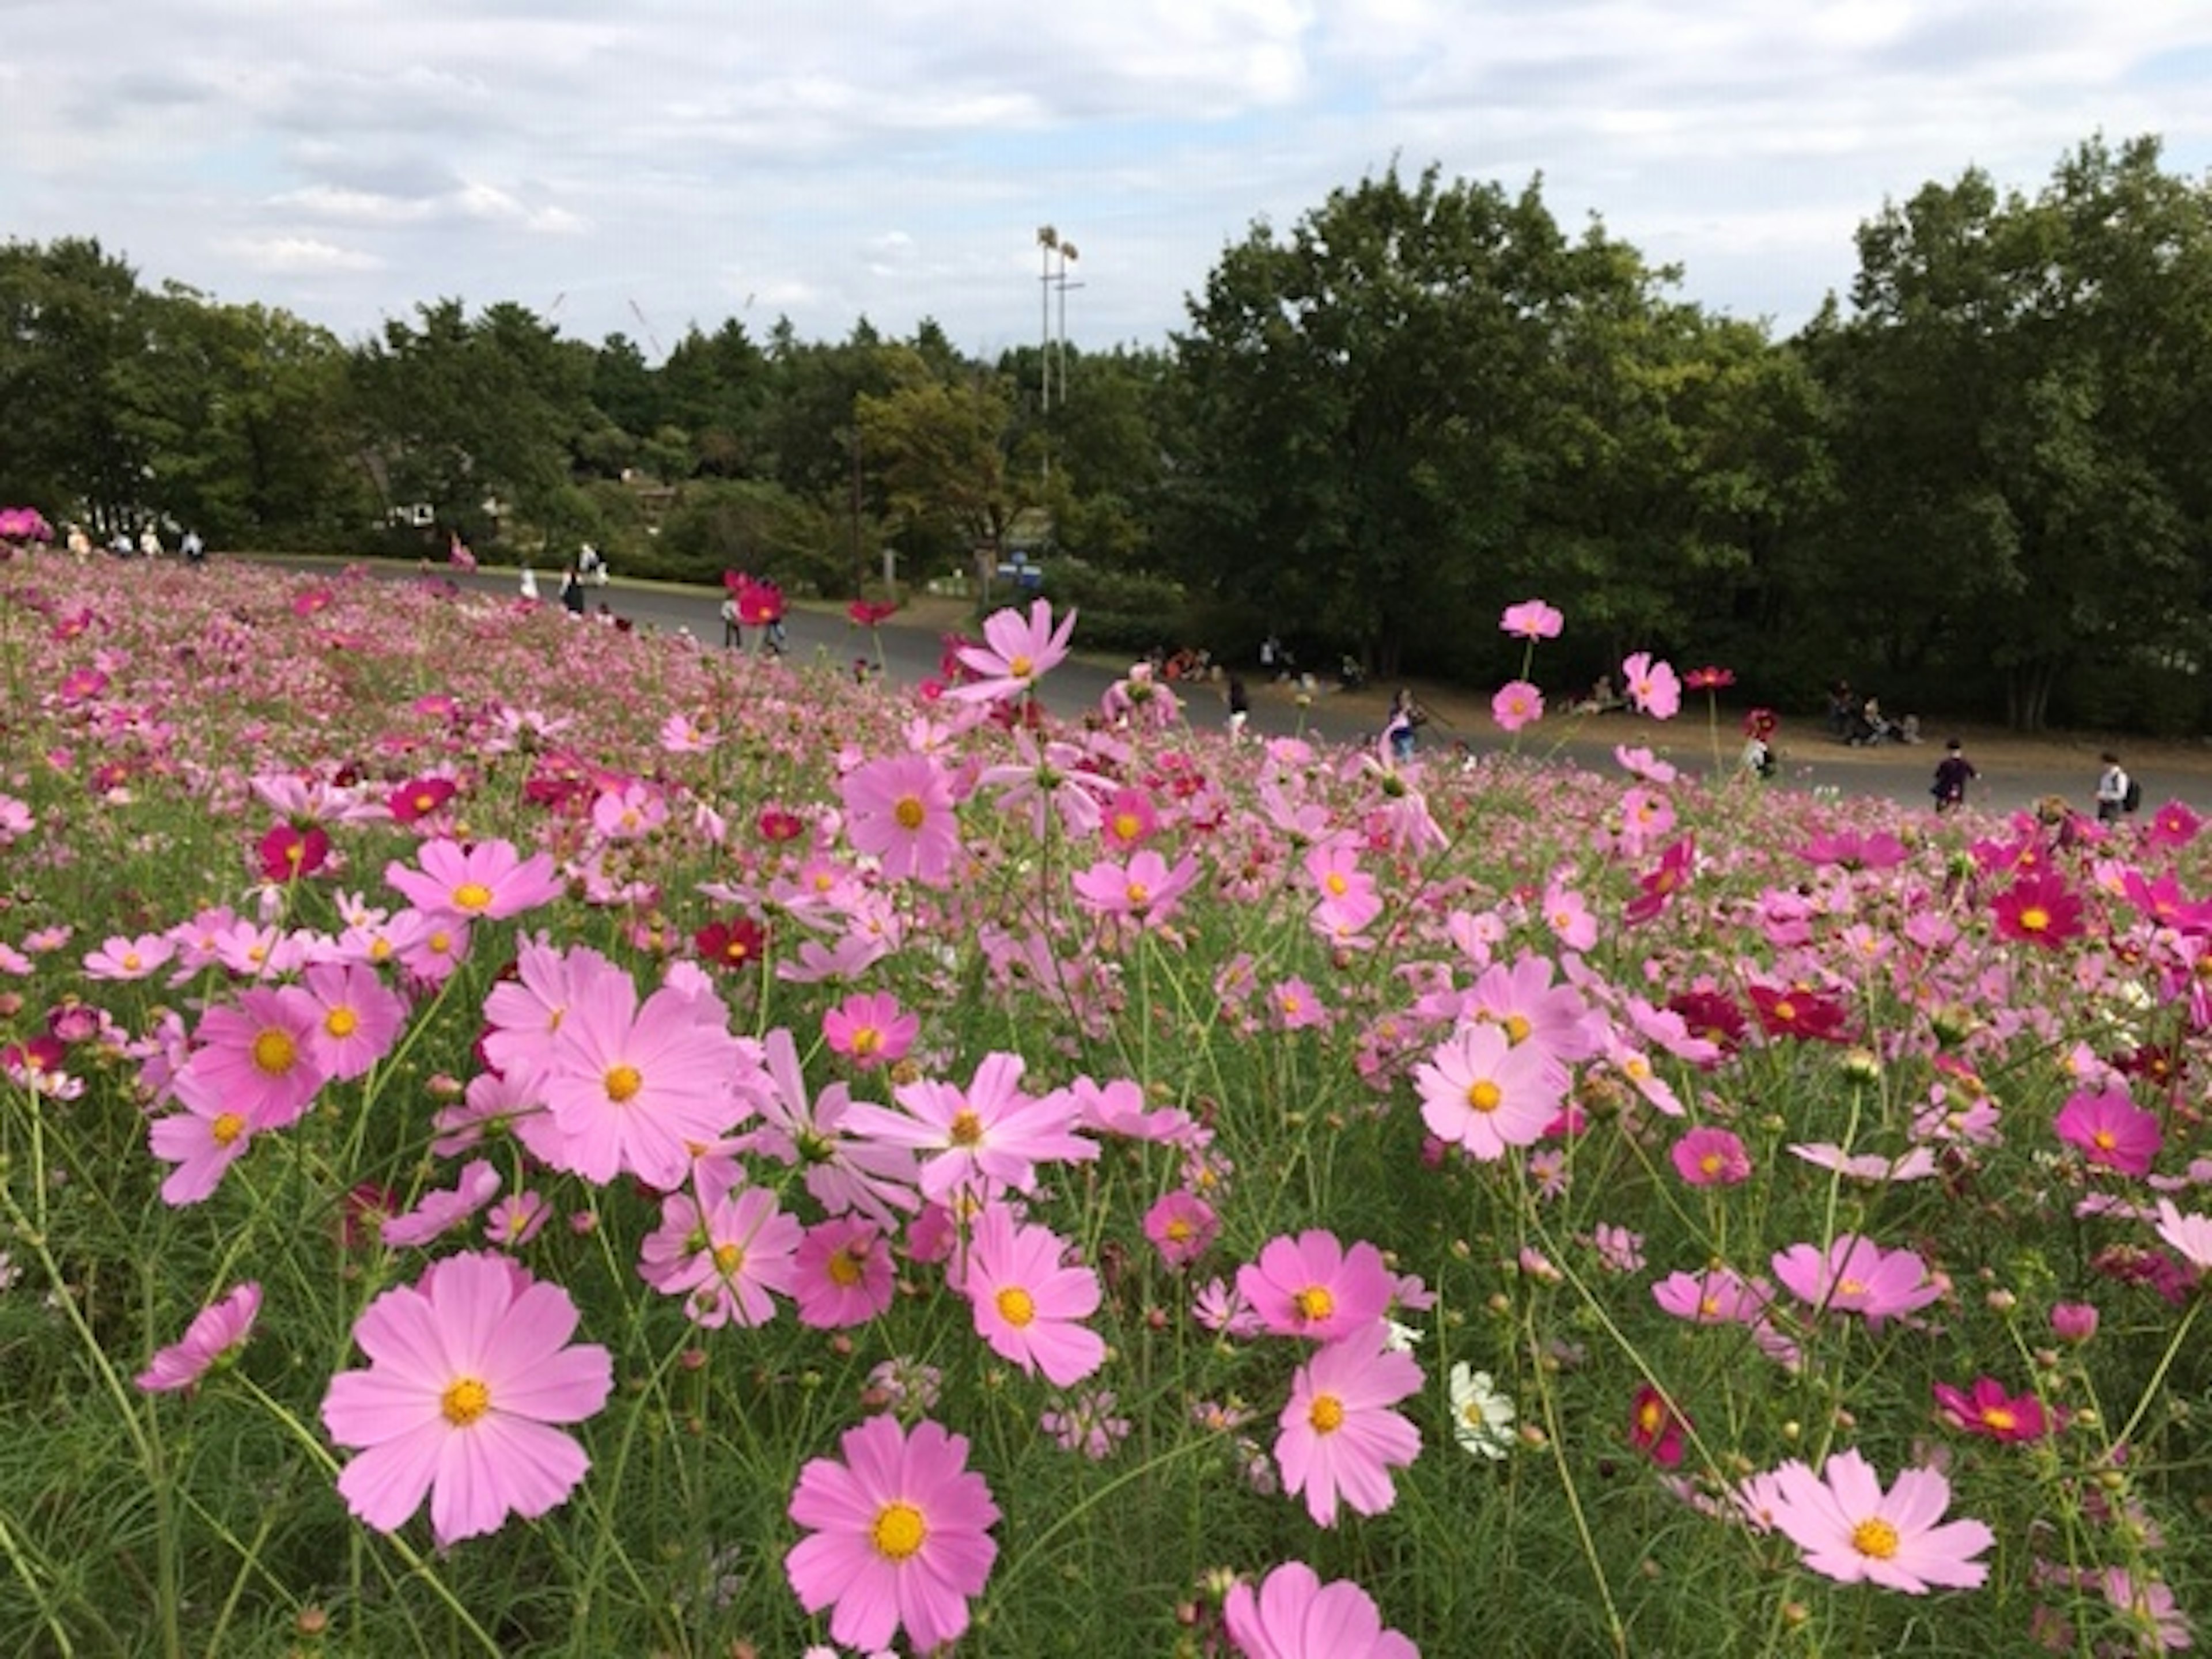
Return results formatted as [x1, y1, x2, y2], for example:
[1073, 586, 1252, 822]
[1698, 1153, 1723, 1176]
[122, 951, 142, 971]
[324, 1006, 359, 1039]
[713, 1242, 745, 1275]
[1309, 1393, 1346, 1433]
[1980, 1406, 2017, 1433]
[995, 1286, 1036, 1327]
[871, 1500, 927, 1562]
[1325, 872, 1348, 896]
[1007, 653, 1035, 679]
[827, 1246, 866, 1287]
[850, 1025, 881, 1055]
[426, 930, 452, 956]
[604, 1064, 643, 1104]
[1124, 882, 1150, 908]
[1165, 1218, 1194, 1241]
[893, 796, 927, 832]
[1467, 1080, 1503, 1113]
[1112, 812, 1142, 842]
[2019, 906, 2050, 933]
[1850, 1517, 1900, 1560]
[1502, 1014, 1531, 1046]
[211, 1111, 247, 1146]
[1837, 1277, 1869, 1298]
[251, 1029, 297, 1077]
[1773, 999, 1797, 1024]
[948, 1109, 983, 1146]
[2092, 1129, 2116, 1150]
[369, 938, 393, 962]
[1292, 1286, 1334, 1323]
[452, 881, 494, 912]
[441, 1377, 491, 1426]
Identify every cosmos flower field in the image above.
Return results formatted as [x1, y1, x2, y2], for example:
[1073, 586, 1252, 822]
[0, 546, 2206, 1657]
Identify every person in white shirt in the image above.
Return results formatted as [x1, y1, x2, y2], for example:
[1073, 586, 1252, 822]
[2094, 753, 2130, 823]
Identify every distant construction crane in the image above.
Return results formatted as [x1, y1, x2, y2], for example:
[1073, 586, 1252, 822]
[628, 298, 666, 360]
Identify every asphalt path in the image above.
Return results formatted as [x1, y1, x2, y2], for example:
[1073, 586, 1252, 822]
[256, 556, 2212, 819]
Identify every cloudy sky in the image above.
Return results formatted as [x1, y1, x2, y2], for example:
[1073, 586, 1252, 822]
[6, 2, 2209, 361]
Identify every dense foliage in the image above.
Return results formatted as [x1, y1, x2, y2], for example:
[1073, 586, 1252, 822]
[4, 133, 2210, 729]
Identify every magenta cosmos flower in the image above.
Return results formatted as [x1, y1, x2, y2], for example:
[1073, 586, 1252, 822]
[1499, 599, 1564, 641]
[1411, 1021, 1567, 1162]
[1992, 870, 2084, 948]
[839, 752, 963, 886]
[2054, 1088, 2161, 1177]
[321, 1252, 612, 1546]
[1237, 1230, 1395, 1343]
[384, 836, 563, 923]
[948, 597, 1078, 702]
[1932, 1376, 2051, 1442]
[961, 1201, 1105, 1387]
[1762, 1448, 1992, 1593]
[785, 1413, 1000, 1653]
[1671, 1126, 1751, 1187]
[1275, 1320, 1423, 1527]
[1771, 1234, 1943, 1330]
[1224, 1559, 1418, 1659]
[137, 1282, 262, 1392]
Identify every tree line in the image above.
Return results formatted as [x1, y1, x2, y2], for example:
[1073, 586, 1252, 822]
[4, 133, 2207, 730]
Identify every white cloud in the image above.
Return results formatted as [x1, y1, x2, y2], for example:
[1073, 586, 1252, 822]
[218, 236, 387, 275]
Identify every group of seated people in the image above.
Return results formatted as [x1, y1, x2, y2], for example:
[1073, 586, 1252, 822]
[1827, 683, 1920, 747]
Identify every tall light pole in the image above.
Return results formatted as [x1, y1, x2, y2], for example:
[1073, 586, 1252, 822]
[1052, 240, 1082, 414]
[1036, 225, 1059, 414]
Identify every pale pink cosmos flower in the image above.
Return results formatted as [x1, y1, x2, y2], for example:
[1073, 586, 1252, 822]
[840, 752, 963, 887]
[1237, 1230, 1394, 1343]
[1411, 1021, 1567, 1162]
[841, 1051, 1096, 1206]
[147, 1088, 260, 1206]
[2152, 1199, 2212, 1274]
[381, 1159, 503, 1248]
[1491, 679, 1544, 733]
[743, 1027, 919, 1227]
[1772, 1234, 1944, 1330]
[1787, 1143, 1940, 1184]
[1620, 652, 1682, 720]
[961, 1202, 1105, 1387]
[1143, 1190, 1220, 1270]
[321, 1252, 613, 1546]
[1224, 1559, 1418, 1659]
[1613, 745, 1678, 784]
[1040, 1388, 1132, 1461]
[1762, 1448, 1992, 1593]
[1540, 881, 1599, 953]
[785, 1414, 999, 1654]
[1070, 847, 1205, 927]
[638, 1183, 801, 1328]
[1652, 1267, 1772, 1325]
[535, 953, 746, 1190]
[296, 960, 407, 1082]
[948, 597, 1078, 702]
[384, 836, 563, 923]
[82, 932, 177, 982]
[1275, 1320, 1423, 1527]
[137, 1282, 261, 1392]
[1499, 598, 1565, 641]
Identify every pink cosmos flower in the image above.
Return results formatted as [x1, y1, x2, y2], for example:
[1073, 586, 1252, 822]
[176, 986, 328, 1132]
[1932, 1376, 2051, 1442]
[744, 1027, 921, 1227]
[792, 1217, 897, 1328]
[320, 1252, 613, 1546]
[1762, 1449, 1992, 1593]
[840, 752, 963, 887]
[1411, 1021, 1567, 1162]
[1237, 1230, 1394, 1343]
[1671, 1127, 1751, 1187]
[2054, 1088, 2161, 1177]
[535, 956, 745, 1190]
[381, 1160, 503, 1248]
[638, 1182, 801, 1328]
[2153, 1199, 2212, 1273]
[1143, 1190, 1220, 1270]
[82, 932, 177, 982]
[1223, 1559, 1418, 1659]
[822, 990, 919, 1070]
[842, 1051, 1096, 1206]
[1070, 847, 1205, 927]
[1993, 870, 2084, 948]
[1620, 652, 1681, 719]
[137, 1282, 261, 1392]
[1771, 1234, 1944, 1330]
[296, 960, 407, 1082]
[785, 1414, 1000, 1654]
[147, 1086, 262, 1206]
[961, 1202, 1105, 1387]
[384, 836, 563, 923]
[1491, 679, 1544, 733]
[1499, 599, 1565, 641]
[1652, 1267, 1772, 1326]
[1040, 1388, 1132, 1461]
[948, 597, 1078, 702]
[1274, 1320, 1423, 1527]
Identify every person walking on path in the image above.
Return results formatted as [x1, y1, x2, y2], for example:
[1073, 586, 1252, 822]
[1226, 674, 1251, 739]
[1931, 739, 1977, 812]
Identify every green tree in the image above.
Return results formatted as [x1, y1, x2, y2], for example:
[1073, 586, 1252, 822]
[855, 348, 1029, 590]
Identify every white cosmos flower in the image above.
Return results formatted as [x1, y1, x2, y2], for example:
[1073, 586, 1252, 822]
[1448, 1361, 1517, 1460]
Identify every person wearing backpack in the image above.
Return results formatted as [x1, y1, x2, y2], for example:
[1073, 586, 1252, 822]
[2094, 752, 2137, 823]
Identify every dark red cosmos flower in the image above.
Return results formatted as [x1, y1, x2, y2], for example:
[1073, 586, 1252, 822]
[1682, 665, 1735, 691]
[1628, 1385, 1690, 1467]
[1666, 988, 1747, 1054]
[756, 805, 806, 843]
[257, 823, 330, 884]
[389, 775, 457, 823]
[695, 918, 767, 973]
[1748, 982, 1852, 1044]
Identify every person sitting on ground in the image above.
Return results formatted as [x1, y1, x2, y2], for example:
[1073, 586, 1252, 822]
[1930, 740, 1976, 812]
[1571, 674, 1623, 715]
[1826, 679, 1856, 739]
